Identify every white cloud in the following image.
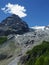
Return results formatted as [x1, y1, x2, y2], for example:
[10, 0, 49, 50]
[1, 3, 27, 18]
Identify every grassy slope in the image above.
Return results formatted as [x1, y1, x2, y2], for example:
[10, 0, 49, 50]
[24, 41, 49, 65]
[0, 37, 7, 45]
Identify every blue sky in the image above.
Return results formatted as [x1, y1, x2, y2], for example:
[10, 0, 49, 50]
[0, 0, 49, 27]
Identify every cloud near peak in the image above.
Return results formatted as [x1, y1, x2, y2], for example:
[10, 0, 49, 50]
[1, 3, 27, 18]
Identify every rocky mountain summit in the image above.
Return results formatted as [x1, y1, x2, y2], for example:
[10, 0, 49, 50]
[0, 14, 29, 36]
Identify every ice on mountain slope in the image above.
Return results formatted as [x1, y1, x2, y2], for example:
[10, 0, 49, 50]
[8, 30, 49, 65]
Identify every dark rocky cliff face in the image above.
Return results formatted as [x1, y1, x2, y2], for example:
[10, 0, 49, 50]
[0, 14, 29, 36]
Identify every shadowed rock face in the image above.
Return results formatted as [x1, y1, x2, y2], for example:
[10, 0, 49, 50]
[0, 14, 29, 36]
[0, 53, 13, 60]
[0, 54, 7, 60]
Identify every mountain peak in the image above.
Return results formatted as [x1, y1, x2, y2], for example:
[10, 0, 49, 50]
[0, 15, 29, 36]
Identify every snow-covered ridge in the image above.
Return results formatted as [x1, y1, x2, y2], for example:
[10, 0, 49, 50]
[30, 26, 45, 30]
[30, 26, 49, 31]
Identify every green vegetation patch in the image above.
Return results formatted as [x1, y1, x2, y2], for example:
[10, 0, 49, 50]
[0, 36, 7, 45]
[24, 41, 49, 65]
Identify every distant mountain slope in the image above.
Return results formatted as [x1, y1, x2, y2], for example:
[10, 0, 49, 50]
[0, 14, 29, 36]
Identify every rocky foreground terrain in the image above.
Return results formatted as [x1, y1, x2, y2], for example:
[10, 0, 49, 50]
[0, 15, 49, 65]
[0, 28, 49, 65]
